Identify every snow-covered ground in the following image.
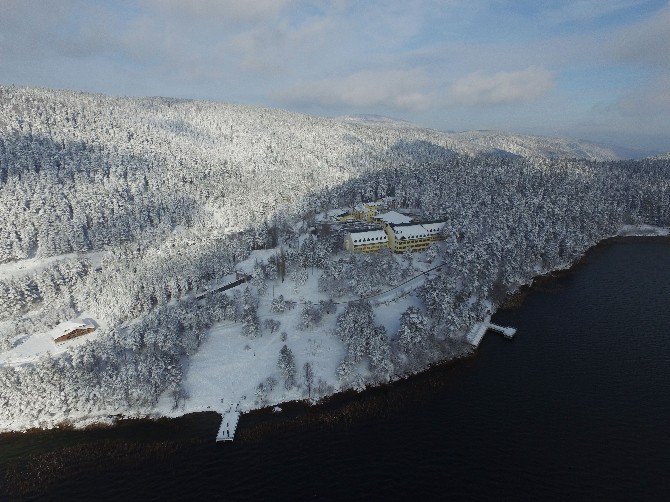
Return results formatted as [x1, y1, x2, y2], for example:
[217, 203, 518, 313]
[157, 267, 349, 417]
[154, 246, 438, 419]
[0, 315, 100, 366]
[2, 224, 668, 434]
[0, 251, 106, 280]
[617, 224, 670, 237]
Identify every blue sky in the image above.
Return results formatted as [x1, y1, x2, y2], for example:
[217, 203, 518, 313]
[1, 0, 669, 151]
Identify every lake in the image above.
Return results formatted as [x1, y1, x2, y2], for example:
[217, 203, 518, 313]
[1, 238, 669, 500]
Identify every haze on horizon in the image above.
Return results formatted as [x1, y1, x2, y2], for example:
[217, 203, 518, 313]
[1, 0, 669, 152]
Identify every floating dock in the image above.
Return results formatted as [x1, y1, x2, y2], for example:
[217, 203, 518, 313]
[216, 410, 240, 442]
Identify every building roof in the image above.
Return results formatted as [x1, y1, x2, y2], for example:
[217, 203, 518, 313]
[422, 222, 446, 232]
[389, 221, 446, 240]
[355, 201, 383, 212]
[51, 319, 95, 340]
[315, 208, 349, 222]
[375, 210, 413, 225]
[348, 230, 389, 245]
[327, 208, 348, 218]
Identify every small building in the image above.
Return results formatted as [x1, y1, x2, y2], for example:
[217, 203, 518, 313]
[381, 196, 398, 209]
[319, 208, 350, 222]
[344, 229, 389, 253]
[337, 212, 356, 222]
[352, 201, 383, 222]
[385, 221, 446, 253]
[52, 320, 96, 344]
[373, 210, 414, 226]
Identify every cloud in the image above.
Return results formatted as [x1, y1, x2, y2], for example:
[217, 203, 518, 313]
[227, 15, 335, 73]
[543, 0, 653, 23]
[277, 69, 432, 111]
[613, 4, 670, 69]
[616, 75, 670, 115]
[448, 67, 555, 106]
[139, 0, 294, 24]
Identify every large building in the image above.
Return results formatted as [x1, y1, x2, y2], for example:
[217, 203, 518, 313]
[344, 221, 447, 253]
[384, 221, 446, 253]
[344, 229, 389, 253]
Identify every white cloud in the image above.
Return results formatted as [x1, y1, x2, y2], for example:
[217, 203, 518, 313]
[448, 67, 555, 106]
[139, 0, 294, 23]
[543, 0, 652, 23]
[277, 69, 432, 111]
[616, 75, 670, 114]
[613, 4, 670, 69]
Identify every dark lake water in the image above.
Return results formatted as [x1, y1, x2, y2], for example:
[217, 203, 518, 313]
[1, 239, 669, 500]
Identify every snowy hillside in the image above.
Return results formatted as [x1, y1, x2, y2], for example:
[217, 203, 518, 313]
[0, 86, 668, 434]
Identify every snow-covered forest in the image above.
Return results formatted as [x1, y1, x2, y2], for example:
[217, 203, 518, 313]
[0, 86, 668, 432]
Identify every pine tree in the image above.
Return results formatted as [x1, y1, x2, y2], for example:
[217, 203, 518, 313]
[277, 345, 296, 389]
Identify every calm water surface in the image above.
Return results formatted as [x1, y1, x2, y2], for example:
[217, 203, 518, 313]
[1, 239, 669, 500]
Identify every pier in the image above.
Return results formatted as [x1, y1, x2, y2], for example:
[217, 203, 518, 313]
[216, 410, 241, 442]
[487, 323, 516, 339]
[466, 316, 517, 347]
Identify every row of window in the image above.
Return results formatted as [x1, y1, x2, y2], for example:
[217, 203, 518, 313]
[396, 243, 429, 249]
[396, 233, 440, 240]
[352, 236, 387, 243]
[354, 244, 387, 249]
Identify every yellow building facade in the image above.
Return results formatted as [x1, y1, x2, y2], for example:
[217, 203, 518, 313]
[384, 222, 445, 253]
[344, 229, 389, 253]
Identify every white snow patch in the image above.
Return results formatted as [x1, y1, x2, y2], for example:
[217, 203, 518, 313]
[617, 224, 670, 237]
[0, 251, 107, 280]
[0, 315, 100, 366]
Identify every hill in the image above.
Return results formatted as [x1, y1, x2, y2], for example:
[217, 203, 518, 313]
[0, 86, 668, 433]
[336, 115, 651, 160]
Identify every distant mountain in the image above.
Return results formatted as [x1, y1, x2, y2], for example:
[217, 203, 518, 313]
[336, 114, 424, 129]
[448, 130, 655, 161]
[337, 116, 654, 161]
[647, 152, 670, 160]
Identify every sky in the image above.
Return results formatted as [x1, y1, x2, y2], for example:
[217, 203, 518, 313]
[1, 0, 669, 152]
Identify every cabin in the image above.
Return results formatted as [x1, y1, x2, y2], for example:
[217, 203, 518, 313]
[52, 320, 96, 344]
[236, 271, 250, 282]
[344, 229, 389, 253]
[384, 221, 446, 253]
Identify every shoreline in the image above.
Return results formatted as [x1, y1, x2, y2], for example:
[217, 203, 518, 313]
[1, 230, 669, 440]
[235, 231, 670, 442]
